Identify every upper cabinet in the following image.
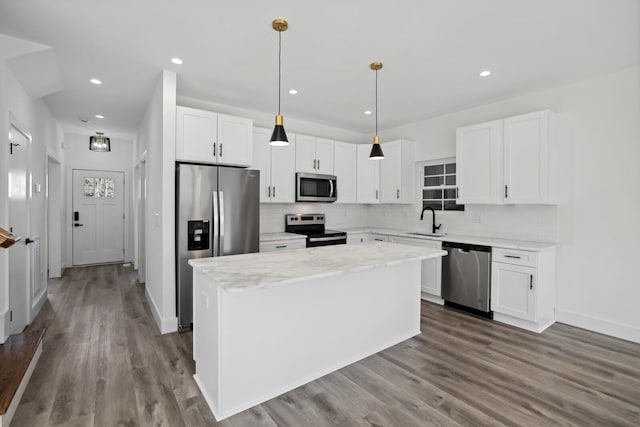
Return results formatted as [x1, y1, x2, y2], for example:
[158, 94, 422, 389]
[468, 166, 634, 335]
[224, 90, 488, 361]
[456, 110, 557, 205]
[176, 106, 252, 167]
[334, 141, 357, 203]
[456, 120, 503, 204]
[503, 110, 557, 204]
[252, 127, 296, 203]
[380, 140, 415, 204]
[356, 144, 380, 204]
[295, 135, 334, 175]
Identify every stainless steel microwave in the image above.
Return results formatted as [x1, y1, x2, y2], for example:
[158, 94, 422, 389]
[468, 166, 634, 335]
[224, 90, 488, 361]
[296, 173, 337, 202]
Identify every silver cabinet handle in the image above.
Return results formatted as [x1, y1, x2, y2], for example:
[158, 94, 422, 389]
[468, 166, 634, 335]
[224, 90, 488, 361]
[504, 255, 521, 259]
[276, 245, 287, 249]
[213, 143, 217, 157]
[456, 187, 459, 199]
[375, 189, 378, 199]
[317, 159, 320, 170]
[273, 186, 276, 198]
[397, 189, 400, 199]
[268, 186, 271, 197]
[313, 159, 316, 169]
[219, 191, 225, 255]
[505, 185, 508, 198]
[220, 143, 223, 157]
[530, 274, 533, 290]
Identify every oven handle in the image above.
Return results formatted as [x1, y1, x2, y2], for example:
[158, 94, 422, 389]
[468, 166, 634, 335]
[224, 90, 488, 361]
[329, 179, 334, 198]
[308, 236, 346, 243]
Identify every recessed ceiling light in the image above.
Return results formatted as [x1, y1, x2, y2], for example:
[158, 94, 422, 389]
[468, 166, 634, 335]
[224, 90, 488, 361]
[364, 110, 372, 115]
[95, 114, 105, 119]
[90, 78, 102, 85]
[288, 89, 297, 95]
[479, 70, 492, 77]
[171, 57, 183, 65]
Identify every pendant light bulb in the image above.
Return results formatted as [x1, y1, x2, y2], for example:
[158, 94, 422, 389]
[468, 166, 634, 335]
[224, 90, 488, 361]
[369, 62, 384, 160]
[270, 19, 289, 146]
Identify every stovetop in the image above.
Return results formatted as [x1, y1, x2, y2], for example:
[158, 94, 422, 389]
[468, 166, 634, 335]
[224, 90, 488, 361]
[284, 214, 346, 238]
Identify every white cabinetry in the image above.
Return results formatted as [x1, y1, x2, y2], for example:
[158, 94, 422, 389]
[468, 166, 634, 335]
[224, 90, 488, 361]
[456, 110, 557, 205]
[346, 232, 370, 244]
[491, 247, 556, 332]
[176, 106, 252, 166]
[370, 234, 389, 242]
[295, 135, 334, 175]
[252, 127, 296, 203]
[260, 239, 306, 252]
[334, 142, 357, 203]
[356, 145, 380, 204]
[380, 140, 415, 204]
[389, 236, 443, 303]
[456, 120, 503, 204]
[503, 110, 557, 204]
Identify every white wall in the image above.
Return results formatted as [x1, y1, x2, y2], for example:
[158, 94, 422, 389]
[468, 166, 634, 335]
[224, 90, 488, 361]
[0, 60, 64, 342]
[63, 132, 134, 266]
[135, 70, 177, 334]
[377, 65, 640, 343]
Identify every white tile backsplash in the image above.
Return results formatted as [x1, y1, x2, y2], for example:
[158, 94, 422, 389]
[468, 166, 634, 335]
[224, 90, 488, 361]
[260, 203, 370, 233]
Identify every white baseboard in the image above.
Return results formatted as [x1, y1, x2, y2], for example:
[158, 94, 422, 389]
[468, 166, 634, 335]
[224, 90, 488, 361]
[421, 293, 444, 305]
[0, 339, 43, 427]
[29, 289, 48, 323]
[144, 286, 178, 335]
[556, 309, 640, 344]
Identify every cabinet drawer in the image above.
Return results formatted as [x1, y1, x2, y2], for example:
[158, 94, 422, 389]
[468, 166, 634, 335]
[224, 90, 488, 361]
[260, 240, 306, 252]
[371, 234, 389, 242]
[492, 248, 537, 267]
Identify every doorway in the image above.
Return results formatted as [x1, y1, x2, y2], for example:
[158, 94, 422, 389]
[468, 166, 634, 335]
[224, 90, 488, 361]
[72, 169, 125, 265]
[47, 156, 62, 277]
[135, 160, 146, 283]
[8, 124, 31, 334]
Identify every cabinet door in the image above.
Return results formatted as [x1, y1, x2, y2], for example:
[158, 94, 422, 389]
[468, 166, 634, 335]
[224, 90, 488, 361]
[356, 144, 380, 204]
[503, 110, 551, 204]
[347, 233, 365, 244]
[295, 134, 317, 173]
[334, 141, 357, 203]
[389, 237, 442, 296]
[315, 138, 335, 175]
[260, 240, 306, 252]
[217, 114, 252, 167]
[380, 140, 402, 203]
[491, 263, 536, 321]
[252, 127, 272, 203]
[456, 120, 503, 204]
[271, 137, 296, 203]
[370, 234, 389, 242]
[176, 106, 218, 163]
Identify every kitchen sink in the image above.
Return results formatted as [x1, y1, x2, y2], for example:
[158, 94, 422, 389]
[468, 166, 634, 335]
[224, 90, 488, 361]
[408, 232, 447, 237]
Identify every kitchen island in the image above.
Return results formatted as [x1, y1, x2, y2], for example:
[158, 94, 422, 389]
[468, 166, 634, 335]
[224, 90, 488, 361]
[189, 242, 446, 421]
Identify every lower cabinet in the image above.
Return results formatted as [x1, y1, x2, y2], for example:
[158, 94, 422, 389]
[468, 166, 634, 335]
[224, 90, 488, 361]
[388, 236, 442, 301]
[490, 247, 556, 333]
[259, 239, 306, 252]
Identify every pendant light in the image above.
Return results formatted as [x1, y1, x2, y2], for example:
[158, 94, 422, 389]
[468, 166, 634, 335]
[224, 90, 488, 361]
[369, 62, 384, 159]
[270, 18, 289, 146]
[89, 131, 111, 152]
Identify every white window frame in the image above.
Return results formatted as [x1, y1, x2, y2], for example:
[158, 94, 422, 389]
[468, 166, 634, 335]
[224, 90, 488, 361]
[417, 157, 464, 213]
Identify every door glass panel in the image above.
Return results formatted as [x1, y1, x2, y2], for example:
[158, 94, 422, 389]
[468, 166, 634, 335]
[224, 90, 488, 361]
[84, 177, 115, 198]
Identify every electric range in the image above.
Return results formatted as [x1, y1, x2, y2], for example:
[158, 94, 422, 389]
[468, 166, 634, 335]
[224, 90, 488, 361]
[284, 214, 347, 247]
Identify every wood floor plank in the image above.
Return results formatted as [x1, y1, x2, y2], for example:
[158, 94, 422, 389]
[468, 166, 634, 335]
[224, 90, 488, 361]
[10, 265, 640, 427]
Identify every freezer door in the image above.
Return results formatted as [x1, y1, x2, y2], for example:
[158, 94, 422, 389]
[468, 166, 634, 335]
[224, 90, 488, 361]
[219, 168, 260, 255]
[176, 163, 218, 330]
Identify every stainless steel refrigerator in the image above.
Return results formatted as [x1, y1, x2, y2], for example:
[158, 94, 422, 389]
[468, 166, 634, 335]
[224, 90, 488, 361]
[176, 163, 260, 331]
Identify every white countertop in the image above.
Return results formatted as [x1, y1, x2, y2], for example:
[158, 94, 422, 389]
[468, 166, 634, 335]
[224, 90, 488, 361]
[189, 242, 446, 292]
[259, 232, 306, 242]
[343, 227, 556, 251]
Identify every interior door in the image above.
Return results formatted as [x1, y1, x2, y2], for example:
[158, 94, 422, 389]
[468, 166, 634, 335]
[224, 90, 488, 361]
[8, 125, 31, 334]
[72, 170, 125, 265]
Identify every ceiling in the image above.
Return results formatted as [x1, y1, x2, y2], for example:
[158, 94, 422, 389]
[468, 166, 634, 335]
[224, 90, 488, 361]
[0, 0, 638, 139]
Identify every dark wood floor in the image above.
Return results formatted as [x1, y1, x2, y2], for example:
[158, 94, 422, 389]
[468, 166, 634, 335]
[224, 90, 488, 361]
[11, 264, 640, 426]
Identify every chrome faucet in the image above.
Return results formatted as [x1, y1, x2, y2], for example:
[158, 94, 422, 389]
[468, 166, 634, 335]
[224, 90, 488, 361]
[420, 207, 442, 234]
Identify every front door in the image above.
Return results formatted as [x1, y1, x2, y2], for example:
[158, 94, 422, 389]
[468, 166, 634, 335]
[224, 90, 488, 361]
[8, 125, 31, 334]
[72, 170, 125, 265]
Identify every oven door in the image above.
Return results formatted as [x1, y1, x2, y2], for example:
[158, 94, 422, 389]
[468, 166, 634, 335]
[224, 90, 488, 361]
[296, 173, 337, 202]
[307, 235, 347, 247]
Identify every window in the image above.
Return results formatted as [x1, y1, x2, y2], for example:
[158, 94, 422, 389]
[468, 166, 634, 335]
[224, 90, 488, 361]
[421, 159, 463, 211]
[84, 177, 115, 198]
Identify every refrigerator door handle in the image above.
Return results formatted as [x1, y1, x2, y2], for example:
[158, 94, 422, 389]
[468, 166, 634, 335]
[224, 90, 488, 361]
[219, 191, 225, 255]
[212, 191, 219, 257]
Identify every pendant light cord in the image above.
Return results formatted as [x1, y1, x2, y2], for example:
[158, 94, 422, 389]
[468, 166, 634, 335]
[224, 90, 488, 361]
[278, 31, 282, 115]
[375, 69, 378, 136]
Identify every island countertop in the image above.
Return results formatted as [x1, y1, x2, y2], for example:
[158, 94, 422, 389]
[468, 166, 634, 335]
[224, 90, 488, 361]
[189, 241, 446, 292]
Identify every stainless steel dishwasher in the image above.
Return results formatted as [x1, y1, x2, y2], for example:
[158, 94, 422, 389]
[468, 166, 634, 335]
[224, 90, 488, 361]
[441, 241, 492, 317]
